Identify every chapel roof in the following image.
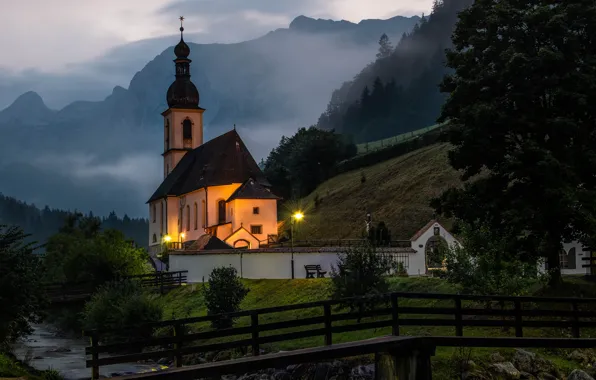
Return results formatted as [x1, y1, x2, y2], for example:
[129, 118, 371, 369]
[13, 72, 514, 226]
[183, 234, 233, 250]
[147, 129, 271, 203]
[227, 178, 281, 202]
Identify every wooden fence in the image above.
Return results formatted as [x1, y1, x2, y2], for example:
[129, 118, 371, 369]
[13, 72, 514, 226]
[43, 271, 188, 304]
[84, 291, 596, 378]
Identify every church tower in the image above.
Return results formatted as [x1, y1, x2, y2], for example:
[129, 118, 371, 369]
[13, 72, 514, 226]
[161, 17, 205, 178]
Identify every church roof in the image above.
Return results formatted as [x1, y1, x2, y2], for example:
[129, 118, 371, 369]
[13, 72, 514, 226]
[184, 234, 233, 250]
[147, 129, 271, 203]
[227, 178, 281, 202]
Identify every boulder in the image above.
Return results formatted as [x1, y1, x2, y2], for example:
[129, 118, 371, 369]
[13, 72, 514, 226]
[513, 349, 536, 374]
[490, 362, 521, 379]
[568, 370, 595, 380]
[491, 352, 507, 363]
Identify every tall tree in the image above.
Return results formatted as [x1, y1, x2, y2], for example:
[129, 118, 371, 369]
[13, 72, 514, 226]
[376, 33, 393, 60]
[0, 225, 44, 348]
[432, 0, 596, 285]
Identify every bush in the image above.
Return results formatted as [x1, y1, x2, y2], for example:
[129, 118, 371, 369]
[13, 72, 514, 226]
[82, 280, 163, 343]
[330, 242, 391, 321]
[0, 225, 44, 350]
[393, 261, 408, 277]
[444, 223, 546, 298]
[204, 267, 249, 329]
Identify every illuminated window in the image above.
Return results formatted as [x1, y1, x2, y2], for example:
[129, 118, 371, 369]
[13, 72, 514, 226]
[218, 200, 226, 224]
[250, 225, 262, 235]
[253, 207, 260, 215]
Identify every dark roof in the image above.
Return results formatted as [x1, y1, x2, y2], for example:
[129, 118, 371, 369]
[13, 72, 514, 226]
[227, 178, 281, 202]
[184, 234, 233, 250]
[147, 129, 270, 203]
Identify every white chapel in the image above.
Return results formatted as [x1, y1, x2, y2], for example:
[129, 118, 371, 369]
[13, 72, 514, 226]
[147, 21, 280, 251]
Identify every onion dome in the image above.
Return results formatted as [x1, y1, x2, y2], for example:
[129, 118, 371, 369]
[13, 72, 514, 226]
[166, 17, 200, 109]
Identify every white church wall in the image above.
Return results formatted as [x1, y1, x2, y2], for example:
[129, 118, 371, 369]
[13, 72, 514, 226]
[170, 249, 425, 282]
[179, 190, 207, 243]
[230, 199, 278, 242]
[205, 184, 242, 227]
[410, 222, 460, 274]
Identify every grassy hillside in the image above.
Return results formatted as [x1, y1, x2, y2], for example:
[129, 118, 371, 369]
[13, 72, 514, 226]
[355, 123, 444, 154]
[158, 277, 596, 378]
[291, 143, 460, 240]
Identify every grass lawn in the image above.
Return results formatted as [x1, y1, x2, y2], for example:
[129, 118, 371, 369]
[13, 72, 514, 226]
[157, 276, 596, 378]
[287, 143, 461, 241]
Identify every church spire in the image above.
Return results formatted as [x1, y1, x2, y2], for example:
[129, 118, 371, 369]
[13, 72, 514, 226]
[166, 16, 200, 109]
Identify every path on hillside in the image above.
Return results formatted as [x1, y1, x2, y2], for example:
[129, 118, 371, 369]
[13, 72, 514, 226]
[12, 324, 162, 380]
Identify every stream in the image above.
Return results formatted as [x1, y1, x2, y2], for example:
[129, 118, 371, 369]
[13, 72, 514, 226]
[12, 324, 164, 380]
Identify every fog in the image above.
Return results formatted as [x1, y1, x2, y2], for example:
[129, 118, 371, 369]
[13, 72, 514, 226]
[0, 16, 416, 218]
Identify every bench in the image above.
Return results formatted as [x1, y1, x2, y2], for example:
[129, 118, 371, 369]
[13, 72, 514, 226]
[304, 265, 326, 278]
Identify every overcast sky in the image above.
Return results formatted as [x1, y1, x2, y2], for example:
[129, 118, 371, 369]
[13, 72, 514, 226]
[0, 0, 433, 74]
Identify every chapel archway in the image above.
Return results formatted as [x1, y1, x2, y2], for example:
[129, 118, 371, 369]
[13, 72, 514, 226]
[234, 239, 251, 249]
[425, 235, 448, 271]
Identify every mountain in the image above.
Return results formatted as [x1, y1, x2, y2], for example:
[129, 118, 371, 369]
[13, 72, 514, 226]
[0, 14, 420, 218]
[0, 91, 56, 126]
[317, 0, 474, 143]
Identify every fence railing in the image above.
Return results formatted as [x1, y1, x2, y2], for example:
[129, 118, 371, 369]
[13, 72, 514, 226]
[43, 271, 188, 303]
[84, 291, 596, 378]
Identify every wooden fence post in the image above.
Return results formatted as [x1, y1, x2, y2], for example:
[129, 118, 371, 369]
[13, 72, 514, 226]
[173, 322, 184, 367]
[324, 303, 332, 346]
[391, 293, 400, 336]
[514, 300, 523, 337]
[90, 333, 99, 380]
[572, 301, 580, 338]
[251, 312, 260, 356]
[454, 296, 463, 336]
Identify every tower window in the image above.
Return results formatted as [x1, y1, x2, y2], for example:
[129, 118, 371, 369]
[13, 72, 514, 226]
[165, 120, 170, 150]
[253, 207, 260, 215]
[152, 234, 157, 243]
[183, 119, 192, 148]
[250, 225, 262, 235]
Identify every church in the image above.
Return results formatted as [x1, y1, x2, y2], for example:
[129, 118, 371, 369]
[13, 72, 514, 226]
[147, 20, 280, 251]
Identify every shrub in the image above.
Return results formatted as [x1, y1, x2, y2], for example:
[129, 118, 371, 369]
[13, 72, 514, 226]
[82, 280, 163, 343]
[393, 261, 408, 277]
[204, 267, 249, 329]
[330, 242, 391, 321]
[0, 225, 44, 350]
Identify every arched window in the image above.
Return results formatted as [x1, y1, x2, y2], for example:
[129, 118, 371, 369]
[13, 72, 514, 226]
[183, 119, 192, 148]
[559, 249, 568, 269]
[568, 247, 577, 269]
[152, 204, 156, 223]
[194, 202, 198, 230]
[165, 120, 170, 150]
[186, 205, 190, 231]
[202, 200, 207, 227]
[218, 200, 226, 224]
[152, 234, 157, 243]
[160, 202, 164, 234]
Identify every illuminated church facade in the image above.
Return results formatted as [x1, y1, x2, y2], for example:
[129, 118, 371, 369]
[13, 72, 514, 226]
[147, 20, 280, 251]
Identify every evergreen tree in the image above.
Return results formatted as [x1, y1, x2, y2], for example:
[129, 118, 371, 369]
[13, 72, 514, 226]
[432, 0, 596, 285]
[376, 33, 393, 60]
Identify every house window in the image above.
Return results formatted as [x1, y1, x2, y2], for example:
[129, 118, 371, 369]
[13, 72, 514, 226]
[194, 202, 198, 230]
[250, 225, 262, 235]
[218, 200, 226, 224]
[185, 205, 190, 231]
[160, 202, 164, 234]
[152, 204, 156, 223]
[253, 207, 260, 215]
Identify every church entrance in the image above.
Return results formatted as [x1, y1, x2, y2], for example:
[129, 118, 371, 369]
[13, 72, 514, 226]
[425, 234, 448, 273]
[234, 239, 250, 249]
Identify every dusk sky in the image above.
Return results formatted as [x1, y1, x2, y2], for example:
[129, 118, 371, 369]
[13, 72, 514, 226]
[1, 0, 433, 74]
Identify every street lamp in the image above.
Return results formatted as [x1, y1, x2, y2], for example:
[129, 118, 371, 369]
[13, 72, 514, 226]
[290, 211, 304, 279]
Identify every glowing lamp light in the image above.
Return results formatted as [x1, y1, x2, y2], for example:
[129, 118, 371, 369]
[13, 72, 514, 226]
[164, 235, 172, 242]
[293, 212, 304, 221]
[180, 233, 186, 239]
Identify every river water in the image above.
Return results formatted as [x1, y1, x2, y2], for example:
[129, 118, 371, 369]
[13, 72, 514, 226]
[12, 324, 164, 380]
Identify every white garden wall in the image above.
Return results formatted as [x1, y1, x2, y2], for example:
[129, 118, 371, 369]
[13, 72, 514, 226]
[169, 249, 425, 282]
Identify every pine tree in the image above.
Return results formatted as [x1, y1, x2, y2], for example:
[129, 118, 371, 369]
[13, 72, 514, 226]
[376, 33, 393, 60]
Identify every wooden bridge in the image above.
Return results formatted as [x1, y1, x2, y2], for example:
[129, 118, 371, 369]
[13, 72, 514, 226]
[83, 291, 596, 379]
[43, 271, 188, 305]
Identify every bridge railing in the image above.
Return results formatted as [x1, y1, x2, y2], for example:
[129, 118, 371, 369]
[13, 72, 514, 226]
[83, 291, 596, 379]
